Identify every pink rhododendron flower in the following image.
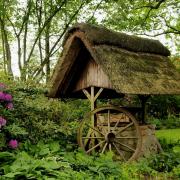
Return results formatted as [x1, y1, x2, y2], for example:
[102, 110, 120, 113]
[6, 102, 14, 109]
[4, 93, 12, 102]
[0, 91, 6, 100]
[8, 139, 18, 149]
[0, 116, 6, 128]
[6, 102, 14, 110]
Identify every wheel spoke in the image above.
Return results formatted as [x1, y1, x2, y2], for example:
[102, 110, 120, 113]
[101, 142, 108, 154]
[87, 140, 105, 154]
[82, 137, 104, 139]
[84, 130, 92, 147]
[107, 110, 110, 133]
[116, 136, 138, 139]
[114, 140, 135, 152]
[109, 143, 112, 151]
[112, 142, 126, 161]
[115, 122, 134, 135]
[87, 124, 104, 136]
[114, 119, 120, 130]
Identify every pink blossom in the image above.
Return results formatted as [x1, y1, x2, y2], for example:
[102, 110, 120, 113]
[4, 93, 12, 102]
[6, 102, 14, 110]
[0, 116, 6, 128]
[8, 139, 19, 149]
[0, 91, 6, 100]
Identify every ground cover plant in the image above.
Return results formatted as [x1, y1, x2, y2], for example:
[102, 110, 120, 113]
[0, 77, 179, 179]
[156, 129, 180, 143]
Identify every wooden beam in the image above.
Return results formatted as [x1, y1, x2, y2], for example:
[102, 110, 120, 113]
[138, 95, 150, 124]
[90, 87, 95, 148]
[82, 89, 91, 101]
[94, 88, 103, 101]
[91, 86, 95, 121]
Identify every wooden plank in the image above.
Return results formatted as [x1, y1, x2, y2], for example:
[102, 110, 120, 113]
[94, 88, 103, 101]
[82, 89, 91, 101]
[74, 58, 112, 91]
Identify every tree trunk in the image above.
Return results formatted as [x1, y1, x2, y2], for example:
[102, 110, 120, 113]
[45, 23, 50, 83]
[1, 22, 7, 74]
[0, 18, 13, 76]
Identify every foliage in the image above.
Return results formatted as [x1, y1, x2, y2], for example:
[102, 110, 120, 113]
[0, 77, 90, 145]
[158, 138, 180, 153]
[148, 152, 180, 172]
[150, 116, 180, 129]
[0, 141, 124, 179]
[0, 76, 179, 179]
[102, 0, 180, 54]
[0, 0, 108, 80]
[0, 140, 179, 179]
[156, 129, 180, 143]
[0, 81, 26, 150]
[147, 95, 180, 119]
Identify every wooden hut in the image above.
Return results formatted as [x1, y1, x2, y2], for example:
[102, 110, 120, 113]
[48, 23, 180, 161]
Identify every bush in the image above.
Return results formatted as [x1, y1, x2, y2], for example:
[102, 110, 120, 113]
[0, 141, 127, 180]
[148, 152, 180, 172]
[0, 77, 90, 145]
[0, 82, 27, 150]
[147, 95, 180, 118]
[149, 115, 180, 129]
[158, 138, 180, 152]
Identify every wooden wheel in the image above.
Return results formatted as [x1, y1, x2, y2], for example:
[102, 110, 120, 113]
[77, 106, 142, 161]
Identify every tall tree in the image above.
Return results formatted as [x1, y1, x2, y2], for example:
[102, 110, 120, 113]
[102, 0, 180, 53]
[0, 0, 13, 76]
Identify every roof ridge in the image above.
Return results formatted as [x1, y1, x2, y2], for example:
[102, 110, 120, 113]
[63, 23, 170, 56]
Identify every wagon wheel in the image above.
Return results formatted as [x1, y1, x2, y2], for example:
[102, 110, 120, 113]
[77, 106, 142, 161]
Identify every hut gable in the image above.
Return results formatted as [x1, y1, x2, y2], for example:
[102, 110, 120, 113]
[74, 58, 112, 92]
[48, 23, 180, 98]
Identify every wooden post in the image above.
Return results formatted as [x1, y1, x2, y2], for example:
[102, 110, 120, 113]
[82, 87, 104, 123]
[138, 95, 150, 124]
[83, 87, 104, 112]
[82, 87, 103, 148]
[91, 86, 95, 127]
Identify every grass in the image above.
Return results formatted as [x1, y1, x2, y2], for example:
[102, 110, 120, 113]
[156, 128, 180, 142]
[156, 128, 180, 153]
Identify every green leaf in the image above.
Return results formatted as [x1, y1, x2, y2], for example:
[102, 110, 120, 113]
[3, 171, 24, 178]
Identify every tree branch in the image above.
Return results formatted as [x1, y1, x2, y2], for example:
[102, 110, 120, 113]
[24, 0, 67, 66]
[138, 0, 166, 25]
[32, 0, 87, 78]
[87, 0, 105, 22]
[6, 16, 18, 37]
[136, 30, 179, 37]
[136, 0, 166, 10]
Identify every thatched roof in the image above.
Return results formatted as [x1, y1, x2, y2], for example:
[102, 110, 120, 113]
[63, 23, 170, 56]
[48, 23, 180, 98]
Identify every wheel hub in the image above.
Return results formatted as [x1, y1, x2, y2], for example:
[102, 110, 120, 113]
[105, 132, 116, 143]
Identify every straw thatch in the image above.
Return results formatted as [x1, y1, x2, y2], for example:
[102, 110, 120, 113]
[48, 23, 180, 98]
[63, 23, 170, 56]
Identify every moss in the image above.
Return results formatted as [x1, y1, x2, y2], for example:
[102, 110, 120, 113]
[64, 23, 170, 56]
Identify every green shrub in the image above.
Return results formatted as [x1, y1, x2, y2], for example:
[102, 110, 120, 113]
[0, 141, 127, 180]
[148, 152, 180, 172]
[149, 115, 180, 129]
[147, 95, 180, 118]
[158, 138, 180, 152]
[165, 115, 180, 129]
[0, 78, 90, 144]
